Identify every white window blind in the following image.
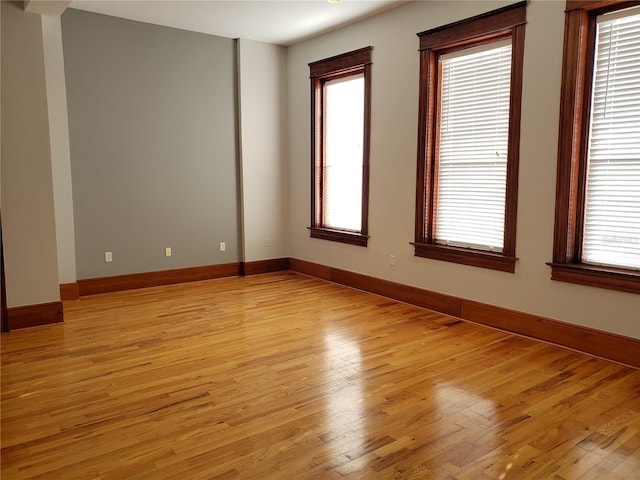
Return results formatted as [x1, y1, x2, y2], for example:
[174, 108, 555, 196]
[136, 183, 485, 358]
[583, 7, 640, 269]
[323, 74, 364, 231]
[436, 40, 512, 252]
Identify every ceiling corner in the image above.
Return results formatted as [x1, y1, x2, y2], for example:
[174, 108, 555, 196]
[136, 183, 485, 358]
[23, 0, 72, 16]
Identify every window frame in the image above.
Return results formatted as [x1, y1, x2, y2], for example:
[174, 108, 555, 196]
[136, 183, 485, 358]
[413, 1, 527, 273]
[549, 0, 640, 294]
[308, 47, 372, 247]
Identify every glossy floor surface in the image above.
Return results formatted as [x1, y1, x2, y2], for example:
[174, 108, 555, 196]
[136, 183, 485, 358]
[1, 272, 639, 479]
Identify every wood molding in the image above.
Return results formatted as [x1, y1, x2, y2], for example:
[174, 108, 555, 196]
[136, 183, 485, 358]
[1, 211, 8, 333]
[418, 1, 527, 50]
[551, 0, 640, 292]
[459, 300, 639, 367]
[289, 258, 640, 368]
[289, 258, 332, 281]
[309, 227, 369, 247]
[244, 258, 290, 276]
[60, 282, 80, 301]
[413, 243, 517, 273]
[78, 263, 242, 296]
[330, 266, 462, 317]
[7, 301, 63, 330]
[309, 46, 373, 78]
[565, 0, 639, 12]
[309, 48, 372, 247]
[549, 263, 640, 294]
[414, 5, 525, 272]
[290, 258, 461, 316]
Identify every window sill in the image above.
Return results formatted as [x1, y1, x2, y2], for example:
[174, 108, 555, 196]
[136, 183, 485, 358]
[309, 227, 368, 247]
[413, 243, 517, 273]
[548, 262, 640, 294]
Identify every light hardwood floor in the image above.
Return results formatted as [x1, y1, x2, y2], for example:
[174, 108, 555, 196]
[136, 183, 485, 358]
[1, 272, 639, 479]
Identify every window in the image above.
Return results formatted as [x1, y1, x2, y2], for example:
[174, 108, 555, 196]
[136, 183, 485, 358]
[550, 1, 640, 294]
[309, 47, 372, 246]
[414, 2, 526, 273]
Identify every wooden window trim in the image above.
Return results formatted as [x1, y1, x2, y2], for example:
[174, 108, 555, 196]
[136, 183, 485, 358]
[308, 227, 368, 247]
[309, 47, 372, 247]
[414, 1, 526, 273]
[549, 0, 640, 293]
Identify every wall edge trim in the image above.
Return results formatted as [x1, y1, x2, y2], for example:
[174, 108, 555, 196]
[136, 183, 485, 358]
[244, 258, 290, 276]
[77, 263, 242, 296]
[60, 282, 80, 301]
[288, 258, 639, 368]
[7, 301, 64, 330]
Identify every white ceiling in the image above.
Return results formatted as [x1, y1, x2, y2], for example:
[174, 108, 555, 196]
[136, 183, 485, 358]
[68, 0, 408, 46]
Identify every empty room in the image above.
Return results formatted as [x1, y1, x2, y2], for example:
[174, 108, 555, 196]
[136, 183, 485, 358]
[1, 0, 639, 478]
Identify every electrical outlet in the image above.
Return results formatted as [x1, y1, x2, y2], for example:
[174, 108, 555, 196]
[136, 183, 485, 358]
[220, 242, 226, 252]
[105, 251, 112, 263]
[389, 254, 395, 266]
[165, 247, 172, 257]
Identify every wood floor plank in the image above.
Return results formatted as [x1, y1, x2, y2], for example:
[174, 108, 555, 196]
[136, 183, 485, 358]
[1, 272, 639, 479]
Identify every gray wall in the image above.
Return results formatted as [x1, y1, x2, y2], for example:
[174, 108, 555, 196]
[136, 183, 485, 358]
[1, 2, 60, 307]
[62, 9, 240, 279]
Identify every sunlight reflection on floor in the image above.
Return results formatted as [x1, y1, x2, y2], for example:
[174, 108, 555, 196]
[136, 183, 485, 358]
[323, 330, 365, 455]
